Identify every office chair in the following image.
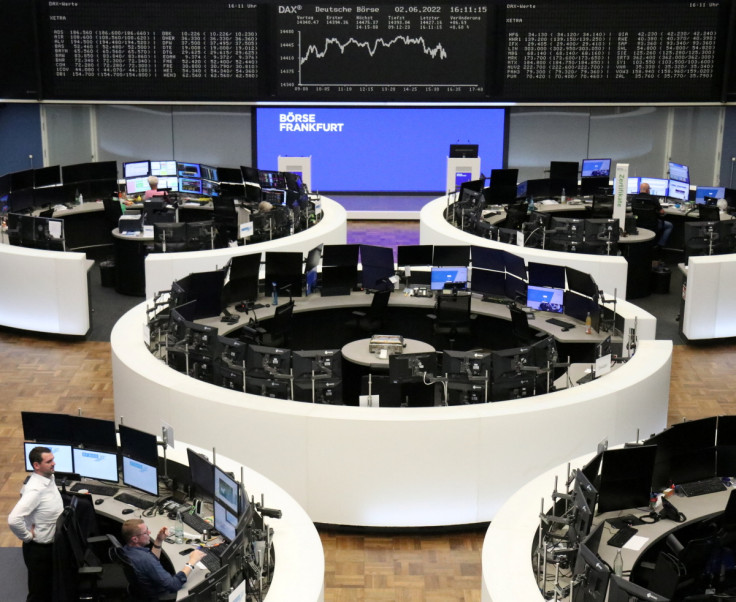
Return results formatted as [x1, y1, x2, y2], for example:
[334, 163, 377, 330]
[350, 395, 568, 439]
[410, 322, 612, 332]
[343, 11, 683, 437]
[261, 300, 295, 347]
[508, 304, 543, 345]
[630, 199, 660, 232]
[428, 292, 474, 349]
[351, 289, 391, 334]
[102, 196, 124, 228]
[109, 536, 176, 602]
[504, 202, 528, 230]
[38, 207, 55, 218]
[54, 504, 127, 602]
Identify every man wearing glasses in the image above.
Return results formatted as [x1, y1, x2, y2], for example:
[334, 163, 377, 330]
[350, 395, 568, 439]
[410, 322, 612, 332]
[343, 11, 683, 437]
[121, 518, 206, 599]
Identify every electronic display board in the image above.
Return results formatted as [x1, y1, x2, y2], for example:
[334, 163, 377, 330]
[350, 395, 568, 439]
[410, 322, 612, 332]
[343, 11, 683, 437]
[36, 0, 266, 101]
[272, 2, 492, 100]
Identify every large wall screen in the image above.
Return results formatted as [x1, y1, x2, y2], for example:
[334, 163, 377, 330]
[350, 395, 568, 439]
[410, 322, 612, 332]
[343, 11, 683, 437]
[256, 107, 506, 193]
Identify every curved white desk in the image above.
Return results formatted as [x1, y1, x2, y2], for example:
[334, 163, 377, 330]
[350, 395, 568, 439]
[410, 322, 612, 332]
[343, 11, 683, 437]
[144, 197, 347, 298]
[421, 197, 631, 299]
[681, 254, 736, 340]
[113, 297, 669, 528]
[0, 241, 93, 335]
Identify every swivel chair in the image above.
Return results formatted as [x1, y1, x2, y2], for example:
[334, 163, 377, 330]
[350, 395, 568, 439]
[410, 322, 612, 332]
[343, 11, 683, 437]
[508, 304, 544, 346]
[261, 300, 295, 347]
[504, 202, 529, 230]
[109, 536, 176, 602]
[102, 197, 123, 229]
[351, 289, 391, 335]
[428, 292, 474, 349]
[630, 199, 660, 232]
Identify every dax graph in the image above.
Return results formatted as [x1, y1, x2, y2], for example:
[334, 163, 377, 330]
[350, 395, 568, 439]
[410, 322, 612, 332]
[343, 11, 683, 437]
[274, 3, 490, 100]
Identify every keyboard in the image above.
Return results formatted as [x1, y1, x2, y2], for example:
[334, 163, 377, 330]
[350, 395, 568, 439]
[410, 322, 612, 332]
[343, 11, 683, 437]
[546, 318, 576, 329]
[181, 511, 213, 534]
[607, 525, 638, 548]
[199, 551, 221, 573]
[114, 492, 156, 510]
[70, 482, 119, 497]
[679, 477, 727, 497]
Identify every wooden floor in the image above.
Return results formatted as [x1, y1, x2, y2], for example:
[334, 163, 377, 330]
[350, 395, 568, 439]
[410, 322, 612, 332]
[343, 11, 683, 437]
[0, 328, 734, 599]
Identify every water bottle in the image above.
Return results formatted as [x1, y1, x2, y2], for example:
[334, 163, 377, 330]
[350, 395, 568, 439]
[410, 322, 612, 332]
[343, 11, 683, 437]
[560, 187, 566, 204]
[272, 282, 278, 306]
[175, 509, 184, 544]
[614, 549, 623, 577]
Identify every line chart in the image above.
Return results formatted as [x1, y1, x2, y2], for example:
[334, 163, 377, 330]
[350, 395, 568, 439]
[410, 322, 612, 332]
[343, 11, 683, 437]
[300, 35, 449, 65]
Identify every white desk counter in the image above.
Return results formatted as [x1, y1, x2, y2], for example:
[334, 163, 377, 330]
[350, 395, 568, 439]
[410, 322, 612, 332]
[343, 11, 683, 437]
[681, 253, 736, 340]
[144, 197, 347, 299]
[421, 197, 631, 299]
[0, 242, 94, 335]
[113, 296, 669, 528]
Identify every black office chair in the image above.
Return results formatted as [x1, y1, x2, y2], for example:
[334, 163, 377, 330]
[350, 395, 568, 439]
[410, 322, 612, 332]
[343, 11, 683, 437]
[261, 300, 295, 347]
[508, 304, 544, 345]
[504, 202, 528, 230]
[109, 536, 176, 602]
[351, 289, 391, 334]
[428, 293, 474, 349]
[102, 196, 124, 229]
[630, 198, 660, 232]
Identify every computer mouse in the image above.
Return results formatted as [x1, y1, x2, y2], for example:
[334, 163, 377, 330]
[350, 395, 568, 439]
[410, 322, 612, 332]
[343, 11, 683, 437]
[94, 498, 104, 506]
[122, 508, 135, 515]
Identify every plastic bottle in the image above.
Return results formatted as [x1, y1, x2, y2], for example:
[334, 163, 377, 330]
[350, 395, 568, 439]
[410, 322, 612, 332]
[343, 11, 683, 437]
[175, 508, 184, 544]
[272, 282, 278, 306]
[585, 312, 592, 334]
[614, 549, 623, 577]
[527, 197, 535, 214]
[560, 187, 566, 204]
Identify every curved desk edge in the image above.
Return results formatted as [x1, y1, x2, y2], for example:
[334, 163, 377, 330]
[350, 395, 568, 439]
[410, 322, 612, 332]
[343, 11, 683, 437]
[682, 254, 736, 340]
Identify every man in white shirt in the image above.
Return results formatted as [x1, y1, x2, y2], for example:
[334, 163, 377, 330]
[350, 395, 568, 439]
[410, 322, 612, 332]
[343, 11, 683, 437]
[8, 446, 64, 602]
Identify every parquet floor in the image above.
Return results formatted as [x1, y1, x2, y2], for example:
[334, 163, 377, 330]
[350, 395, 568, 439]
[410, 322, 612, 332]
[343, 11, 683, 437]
[0, 219, 733, 599]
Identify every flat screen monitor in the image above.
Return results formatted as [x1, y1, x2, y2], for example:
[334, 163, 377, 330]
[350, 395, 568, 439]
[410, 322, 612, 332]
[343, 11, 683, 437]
[486, 168, 519, 203]
[360, 244, 395, 291]
[596, 445, 657, 514]
[527, 262, 565, 289]
[430, 266, 468, 291]
[71, 416, 117, 452]
[214, 499, 238, 542]
[179, 177, 203, 194]
[549, 161, 579, 196]
[322, 244, 359, 267]
[245, 377, 291, 399]
[667, 179, 689, 201]
[264, 251, 303, 297]
[581, 159, 611, 178]
[668, 161, 689, 184]
[627, 177, 641, 195]
[154, 222, 186, 244]
[219, 166, 243, 184]
[449, 144, 479, 158]
[121, 455, 159, 497]
[224, 253, 261, 304]
[471, 245, 505, 272]
[442, 349, 491, 379]
[305, 244, 323, 272]
[10, 169, 34, 191]
[118, 424, 159, 467]
[24, 442, 74, 473]
[72, 448, 119, 482]
[526, 285, 564, 313]
[292, 349, 341, 380]
[389, 352, 437, 383]
[565, 267, 598, 299]
[246, 344, 291, 378]
[504, 274, 527, 304]
[470, 267, 505, 297]
[126, 176, 150, 195]
[186, 448, 215, 499]
[640, 177, 668, 197]
[123, 161, 150, 179]
[695, 186, 725, 205]
[607, 574, 669, 602]
[645, 417, 718, 490]
[572, 534, 610, 602]
[433, 245, 470, 267]
[292, 378, 343, 404]
[34, 165, 62, 188]
[214, 466, 240, 514]
[22, 411, 71, 443]
[503, 251, 526, 281]
[177, 162, 201, 178]
[200, 165, 218, 181]
[564, 290, 599, 324]
[183, 270, 227, 319]
[150, 160, 177, 177]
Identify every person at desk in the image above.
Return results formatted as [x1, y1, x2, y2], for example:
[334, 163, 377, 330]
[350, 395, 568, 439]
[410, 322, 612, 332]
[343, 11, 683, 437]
[258, 200, 273, 213]
[144, 176, 165, 201]
[121, 518, 206, 600]
[8, 446, 64, 602]
[636, 182, 673, 249]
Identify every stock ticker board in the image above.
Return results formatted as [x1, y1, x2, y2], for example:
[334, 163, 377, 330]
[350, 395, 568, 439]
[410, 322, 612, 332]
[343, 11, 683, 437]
[9, 1, 732, 103]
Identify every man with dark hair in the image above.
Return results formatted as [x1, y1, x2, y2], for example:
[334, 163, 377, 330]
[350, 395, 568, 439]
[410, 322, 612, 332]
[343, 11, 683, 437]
[8, 446, 64, 602]
[121, 518, 206, 600]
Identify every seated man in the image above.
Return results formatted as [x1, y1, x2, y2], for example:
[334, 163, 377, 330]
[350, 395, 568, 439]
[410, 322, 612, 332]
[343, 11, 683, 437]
[636, 182, 673, 248]
[121, 518, 206, 601]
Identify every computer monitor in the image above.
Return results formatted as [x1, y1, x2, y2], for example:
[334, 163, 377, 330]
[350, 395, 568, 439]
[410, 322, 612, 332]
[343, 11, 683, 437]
[179, 177, 203, 194]
[292, 349, 341, 380]
[181, 269, 227, 319]
[118, 424, 159, 467]
[667, 179, 689, 201]
[305, 244, 323, 272]
[223, 253, 261, 304]
[503, 251, 527, 281]
[430, 266, 468, 291]
[34, 165, 62, 188]
[123, 161, 151, 179]
[122, 455, 159, 497]
[565, 267, 598, 299]
[527, 262, 565, 289]
[73, 448, 119, 482]
[596, 445, 657, 514]
[360, 244, 395, 291]
[442, 349, 491, 379]
[245, 377, 291, 399]
[526, 285, 564, 313]
[449, 144, 478, 158]
[71, 415, 118, 452]
[581, 159, 611, 178]
[322, 244, 360, 267]
[572, 526, 610, 602]
[24, 442, 74, 473]
[126, 176, 150, 195]
[490, 347, 535, 401]
[470, 245, 506, 272]
[214, 499, 239, 542]
[549, 161, 579, 196]
[627, 177, 641, 195]
[549, 217, 585, 251]
[564, 290, 599, 324]
[218, 166, 243, 184]
[486, 168, 518, 204]
[433, 245, 470, 267]
[149, 160, 176, 177]
[668, 161, 689, 184]
[470, 267, 506, 298]
[607, 574, 669, 602]
[264, 251, 303, 298]
[246, 345, 291, 378]
[200, 165, 218, 181]
[292, 378, 343, 404]
[258, 170, 288, 190]
[397, 245, 433, 267]
[22, 411, 72, 443]
[639, 177, 668, 197]
[187, 448, 215, 499]
[214, 465, 240, 513]
[504, 274, 527, 304]
[389, 352, 437, 383]
[183, 322, 219, 357]
[177, 162, 201, 178]
[695, 186, 725, 205]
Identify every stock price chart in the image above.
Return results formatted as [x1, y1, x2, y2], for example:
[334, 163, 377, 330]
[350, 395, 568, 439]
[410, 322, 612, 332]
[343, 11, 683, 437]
[274, 3, 491, 100]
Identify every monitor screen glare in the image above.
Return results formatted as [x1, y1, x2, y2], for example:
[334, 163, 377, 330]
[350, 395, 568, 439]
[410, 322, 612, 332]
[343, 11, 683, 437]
[72, 448, 119, 482]
[669, 161, 690, 183]
[430, 266, 468, 291]
[526, 285, 564, 313]
[24, 442, 74, 473]
[581, 159, 611, 178]
[214, 466, 239, 513]
[122, 456, 159, 496]
[667, 179, 689, 201]
[626, 177, 641, 195]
